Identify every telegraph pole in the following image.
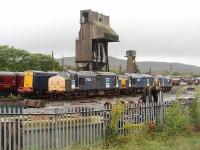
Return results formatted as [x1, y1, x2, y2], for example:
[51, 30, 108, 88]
[52, 50, 54, 71]
[149, 66, 152, 75]
[170, 64, 175, 76]
[62, 55, 64, 71]
[118, 64, 122, 74]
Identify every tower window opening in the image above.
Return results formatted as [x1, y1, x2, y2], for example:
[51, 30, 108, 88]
[81, 12, 89, 23]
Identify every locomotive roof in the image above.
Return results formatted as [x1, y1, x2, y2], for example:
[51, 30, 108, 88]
[66, 70, 78, 74]
[65, 70, 117, 77]
[124, 73, 142, 78]
[25, 70, 57, 75]
[140, 74, 153, 78]
[118, 75, 129, 79]
[77, 71, 97, 77]
[64, 70, 118, 77]
[59, 70, 97, 77]
[97, 72, 117, 76]
[51, 75, 71, 80]
[15, 72, 24, 75]
[171, 78, 181, 80]
[26, 70, 44, 73]
[0, 71, 16, 76]
[118, 74, 128, 78]
[155, 75, 171, 80]
[125, 73, 153, 78]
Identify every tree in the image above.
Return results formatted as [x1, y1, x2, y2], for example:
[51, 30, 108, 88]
[0, 45, 61, 71]
[28, 53, 60, 71]
[0, 45, 31, 71]
[172, 72, 182, 76]
[135, 63, 140, 73]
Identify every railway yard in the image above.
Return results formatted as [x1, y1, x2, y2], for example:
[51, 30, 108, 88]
[0, 85, 197, 111]
[0, 10, 199, 149]
[0, 9, 199, 111]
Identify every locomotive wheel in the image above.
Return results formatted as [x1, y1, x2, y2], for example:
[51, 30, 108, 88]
[106, 90, 114, 96]
[75, 91, 86, 99]
[64, 92, 72, 100]
[114, 90, 120, 96]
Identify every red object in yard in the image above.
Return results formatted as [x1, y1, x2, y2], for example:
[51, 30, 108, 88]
[0, 72, 16, 92]
[147, 121, 155, 131]
[15, 72, 24, 91]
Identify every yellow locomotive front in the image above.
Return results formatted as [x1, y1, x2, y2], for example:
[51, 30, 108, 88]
[48, 76, 71, 93]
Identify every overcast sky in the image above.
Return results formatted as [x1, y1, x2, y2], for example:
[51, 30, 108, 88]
[0, 0, 200, 66]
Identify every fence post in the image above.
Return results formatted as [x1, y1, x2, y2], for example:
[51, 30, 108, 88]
[159, 90, 164, 125]
[55, 108, 59, 150]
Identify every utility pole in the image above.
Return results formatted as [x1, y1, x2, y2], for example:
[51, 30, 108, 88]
[61, 55, 64, 71]
[170, 64, 175, 76]
[149, 66, 152, 75]
[52, 50, 54, 71]
[118, 64, 122, 74]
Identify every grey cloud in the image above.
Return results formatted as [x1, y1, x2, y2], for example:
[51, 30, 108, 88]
[0, 0, 200, 66]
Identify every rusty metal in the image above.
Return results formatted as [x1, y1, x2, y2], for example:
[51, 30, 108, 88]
[75, 10, 119, 71]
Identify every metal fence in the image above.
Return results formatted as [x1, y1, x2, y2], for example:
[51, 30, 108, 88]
[0, 99, 192, 150]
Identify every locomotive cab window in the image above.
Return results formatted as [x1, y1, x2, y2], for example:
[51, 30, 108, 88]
[85, 78, 92, 82]
[161, 79, 164, 86]
[115, 76, 118, 86]
[146, 79, 150, 86]
[79, 78, 85, 85]
[75, 74, 78, 87]
[106, 78, 111, 88]
[167, 79, 171, 83]
[113, 76, 118, 86]
[132, 78, 137, 85]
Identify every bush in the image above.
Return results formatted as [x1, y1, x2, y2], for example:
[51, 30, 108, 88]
[105, 126, 120, 146]
[105, 100, 130, 147]
[163, 101, 188, 136]
[109, 100, 125, 130]
[189, 87, 200, 131]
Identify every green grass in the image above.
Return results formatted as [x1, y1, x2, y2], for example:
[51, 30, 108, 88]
[68, 133, 200, 150]
[131, 134, 200, 150]
[70, 88, 200, 150]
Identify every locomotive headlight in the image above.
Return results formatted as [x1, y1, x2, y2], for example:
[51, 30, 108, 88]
[116, 80, 118, 87]
[129, 79, 131, 87]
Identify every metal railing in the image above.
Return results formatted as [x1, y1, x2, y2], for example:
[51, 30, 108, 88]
[0, 99, 192, 150]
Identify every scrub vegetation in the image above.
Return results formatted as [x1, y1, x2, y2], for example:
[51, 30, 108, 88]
[69, 86, 200, 150]
[0, 45, 60, 71]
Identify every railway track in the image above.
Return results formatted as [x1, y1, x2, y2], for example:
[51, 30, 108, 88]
[0, 85, 196, 108]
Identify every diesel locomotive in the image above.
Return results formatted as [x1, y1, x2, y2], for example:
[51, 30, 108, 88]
[47, 71, 171, 100]
[0, 70, 173, 99]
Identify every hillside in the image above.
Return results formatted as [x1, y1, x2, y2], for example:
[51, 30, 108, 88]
[56, 56, 200, 73]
